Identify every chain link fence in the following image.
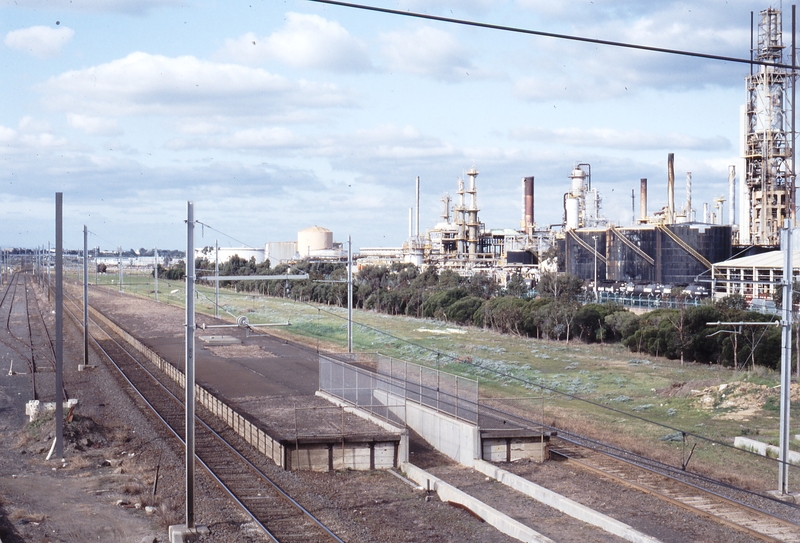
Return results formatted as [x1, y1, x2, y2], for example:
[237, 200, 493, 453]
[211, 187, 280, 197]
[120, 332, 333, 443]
[319, 353, 479, 425]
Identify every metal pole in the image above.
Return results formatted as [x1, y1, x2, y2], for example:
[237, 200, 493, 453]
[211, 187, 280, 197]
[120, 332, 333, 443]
[792, 5, 797, 226]
[118, 246, 122, 292]
[83, 225, 89, 367]
[593, 235, 598, 302]
[779, 219, 793, 494]
[94, 246, 98, 285]
[47, 242, 50, 301]
[55, 193, 64, 459]
[348, 235, 353, 353]
[185, 201, 196, 528]
[154, 247, 159, 302]
[215, 240, 219, 318]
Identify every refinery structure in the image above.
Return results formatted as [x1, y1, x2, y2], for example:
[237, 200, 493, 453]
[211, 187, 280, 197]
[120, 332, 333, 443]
[208, 6, 796, 300]
[357, 6, 796, 296]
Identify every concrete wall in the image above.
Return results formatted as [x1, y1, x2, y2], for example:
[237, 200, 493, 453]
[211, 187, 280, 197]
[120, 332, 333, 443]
[734, 436, 800, 465]
[473, 460, 660, 543]
[317, 390, 409, 464]
[482, 438, 548, 463]
[376, 389, 479, 466]
[401, 462, 555, 543]
[289, 442, 398, 472]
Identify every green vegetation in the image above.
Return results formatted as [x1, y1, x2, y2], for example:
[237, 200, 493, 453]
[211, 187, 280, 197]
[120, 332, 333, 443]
[68, 258, 799, 490]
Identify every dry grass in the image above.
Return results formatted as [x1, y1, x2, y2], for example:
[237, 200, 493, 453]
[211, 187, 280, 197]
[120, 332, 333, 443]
[7, 509, 46, 524]
[158, 496, 184, 529]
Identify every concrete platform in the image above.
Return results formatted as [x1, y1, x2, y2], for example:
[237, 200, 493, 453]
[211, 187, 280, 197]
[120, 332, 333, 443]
[87, 295, 404, 472]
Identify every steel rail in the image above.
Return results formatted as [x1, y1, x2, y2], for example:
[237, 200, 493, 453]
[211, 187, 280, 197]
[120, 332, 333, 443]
[60, 288, 344, 543]
[477, 400, 800, 539]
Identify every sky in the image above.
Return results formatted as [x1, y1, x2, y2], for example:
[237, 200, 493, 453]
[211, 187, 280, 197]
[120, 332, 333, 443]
[0, 0, 787, 252]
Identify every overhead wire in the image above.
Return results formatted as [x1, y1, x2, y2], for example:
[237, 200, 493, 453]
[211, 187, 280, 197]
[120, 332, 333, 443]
[306, 0, 796, 70]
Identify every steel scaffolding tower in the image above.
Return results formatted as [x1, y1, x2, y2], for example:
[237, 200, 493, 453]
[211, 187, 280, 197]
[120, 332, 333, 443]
[742, 7, 794, 245]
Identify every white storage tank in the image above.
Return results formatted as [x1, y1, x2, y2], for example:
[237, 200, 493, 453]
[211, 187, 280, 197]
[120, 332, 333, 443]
[298, 226, 333, 257]
[565, 197, 580, 230]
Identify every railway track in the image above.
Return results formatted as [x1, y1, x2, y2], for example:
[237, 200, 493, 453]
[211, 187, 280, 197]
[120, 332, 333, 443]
[0, 272, 64, 402]
[479, 401, 800, 542]
[60, 285, 344, 543]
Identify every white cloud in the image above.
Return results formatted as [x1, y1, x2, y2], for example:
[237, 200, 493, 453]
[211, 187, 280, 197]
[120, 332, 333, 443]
[216, 13, 371, 72]
[4, 26, 74, 58]
[67, 114, 123, 136]
[38, 52, 355, 118]
[510, 126, 730, 151]
[166, 127, 305, 152]
[380, 26, 474, 81]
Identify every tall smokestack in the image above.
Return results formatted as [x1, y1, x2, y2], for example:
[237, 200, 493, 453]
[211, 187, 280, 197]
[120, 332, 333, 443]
[415, 176, 420, 240]
[703, 202, 709, 223]
[523, 176, 534, 232]
[640, 178, 648, 222]
[728, 166, 736, 225]
[667, 153, 675, 224]
[686, 172, 692, 222]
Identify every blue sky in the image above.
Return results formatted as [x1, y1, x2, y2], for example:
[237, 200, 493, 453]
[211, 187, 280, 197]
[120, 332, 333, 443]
[0, 0, 780, 252]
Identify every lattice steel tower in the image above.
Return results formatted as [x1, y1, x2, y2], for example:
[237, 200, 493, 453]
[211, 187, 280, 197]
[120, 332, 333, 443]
[741, 7, 794, 245]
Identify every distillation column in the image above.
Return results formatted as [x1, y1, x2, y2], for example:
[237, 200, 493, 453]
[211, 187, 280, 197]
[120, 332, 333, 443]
[742, 7, 793, 245]
[466, 167, 480, 257]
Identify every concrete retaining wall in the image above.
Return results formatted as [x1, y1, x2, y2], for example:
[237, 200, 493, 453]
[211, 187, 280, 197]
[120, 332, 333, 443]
[376, 389, 479, 466]
[317, 390, 409, 464]
[473, 460, 661, 543]
[401, 462, 556, 543]
[482, 437, 548, 463]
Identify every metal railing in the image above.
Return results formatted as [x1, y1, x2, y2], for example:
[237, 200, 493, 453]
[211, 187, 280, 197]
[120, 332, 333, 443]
[319, 353, 479, 425]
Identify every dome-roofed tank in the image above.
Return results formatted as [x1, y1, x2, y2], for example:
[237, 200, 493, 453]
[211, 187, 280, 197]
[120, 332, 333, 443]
[298, 226, 333, 257]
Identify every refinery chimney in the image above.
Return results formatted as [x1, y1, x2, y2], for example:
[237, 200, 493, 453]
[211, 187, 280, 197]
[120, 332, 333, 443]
[728, 166, 736, 226]
[685, 172, 692, 221]
[522, 176, 534, 233]
[415, 176, 420, 241]
[667, 153, 675, 224]
[639, 178, 648, 222]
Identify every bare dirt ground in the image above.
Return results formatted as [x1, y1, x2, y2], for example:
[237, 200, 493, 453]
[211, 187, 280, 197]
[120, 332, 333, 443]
[0, 282, 783, 542]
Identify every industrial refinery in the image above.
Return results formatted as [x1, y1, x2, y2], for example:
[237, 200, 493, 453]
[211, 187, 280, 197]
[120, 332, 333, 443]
[352, 6, 795, 295]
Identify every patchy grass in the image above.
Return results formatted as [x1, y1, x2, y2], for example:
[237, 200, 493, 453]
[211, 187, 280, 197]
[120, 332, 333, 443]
[80, 275, 800, 492]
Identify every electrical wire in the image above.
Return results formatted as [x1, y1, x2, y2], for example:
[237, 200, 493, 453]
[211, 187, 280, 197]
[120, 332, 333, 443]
[307, 0, 796, 70]
[193, 221, 257, 250]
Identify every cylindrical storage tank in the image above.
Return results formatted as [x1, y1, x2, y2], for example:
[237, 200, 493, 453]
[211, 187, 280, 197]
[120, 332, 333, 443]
[565, 197, 580, 230]
[298, 226, 333, 257]
[570, 167, 586, 196]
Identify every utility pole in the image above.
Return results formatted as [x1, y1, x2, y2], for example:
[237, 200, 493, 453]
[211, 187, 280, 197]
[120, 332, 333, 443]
[154, 247, 159, 302]
[169, 201, 208, 541]
[779, 220, 793, 494]
[54, 194, 64, 459]
[215, 240, 219, 318]
[348, 235, 353, 353]
[83, 225, 89, 367]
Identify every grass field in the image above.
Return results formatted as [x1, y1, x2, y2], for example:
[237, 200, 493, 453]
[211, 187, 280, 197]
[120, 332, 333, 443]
[75, 269, 799, 492]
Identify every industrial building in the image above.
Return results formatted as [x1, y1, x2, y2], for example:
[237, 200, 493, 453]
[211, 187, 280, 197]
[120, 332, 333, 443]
[352, 6, 795, 294]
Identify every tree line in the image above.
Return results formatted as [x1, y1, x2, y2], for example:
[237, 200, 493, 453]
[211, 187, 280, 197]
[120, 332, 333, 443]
[159, 256, 785, 370]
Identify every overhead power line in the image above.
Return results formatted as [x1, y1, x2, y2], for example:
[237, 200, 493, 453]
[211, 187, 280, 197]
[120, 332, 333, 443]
[307, 0, 796, 70]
